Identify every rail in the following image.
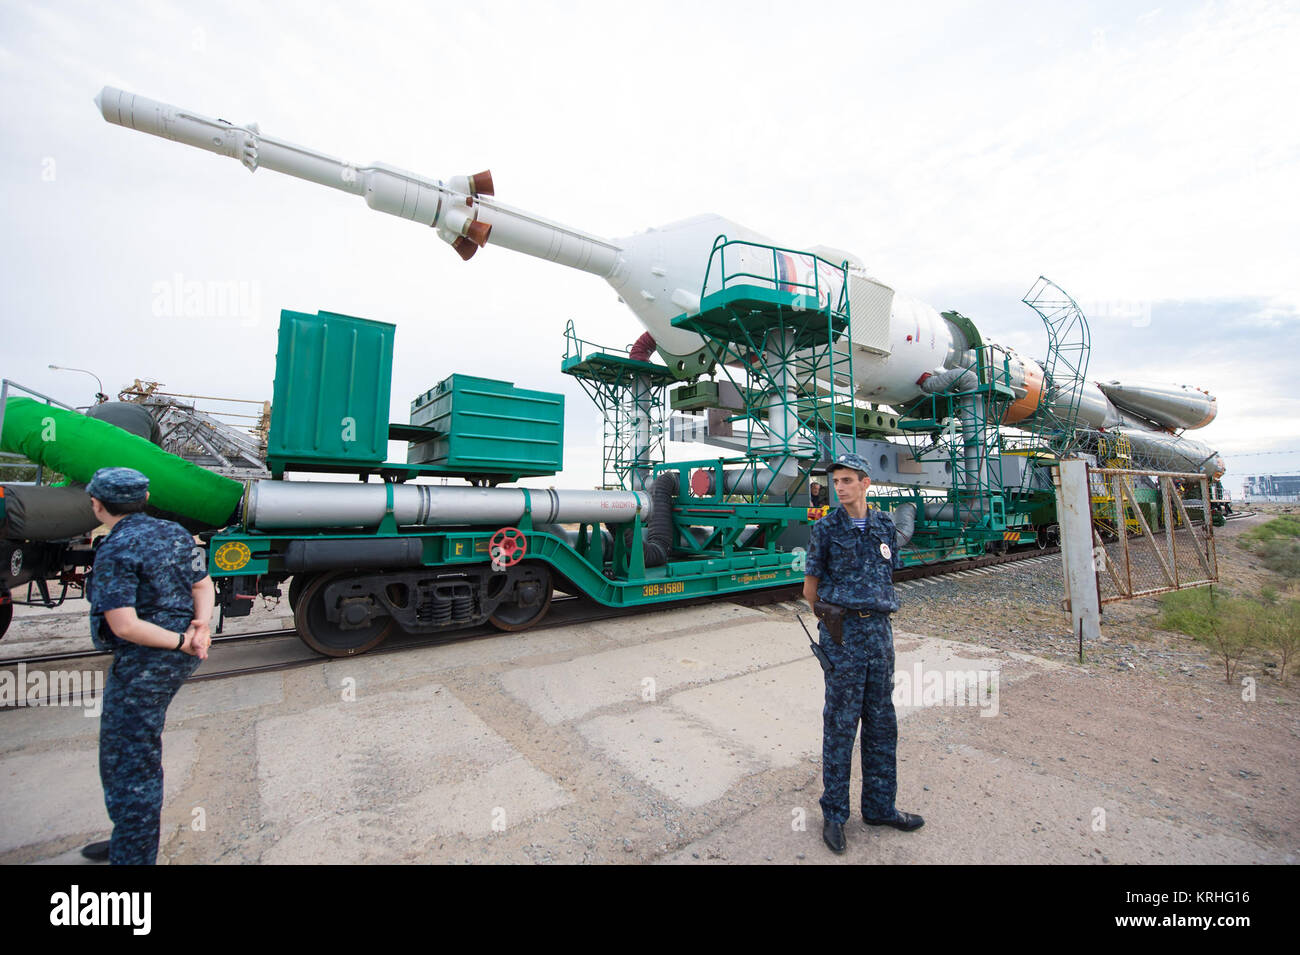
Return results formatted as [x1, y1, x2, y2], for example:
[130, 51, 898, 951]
[700, 236, 851, 314]
[0, 379, 81, 484]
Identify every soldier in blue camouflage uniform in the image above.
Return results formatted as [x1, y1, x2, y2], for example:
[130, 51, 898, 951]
[804, 453, 923, 854]
[83, 467, 213, 864]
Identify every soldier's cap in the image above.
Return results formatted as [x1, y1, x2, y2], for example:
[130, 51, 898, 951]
[826, 452, 871, 476]
[86, 467, 150, 505]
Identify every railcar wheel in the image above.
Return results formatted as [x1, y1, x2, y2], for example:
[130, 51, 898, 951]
[488, 565, 553, 632]
[287, 573, 316, 612]
[294, 571, 393, 657]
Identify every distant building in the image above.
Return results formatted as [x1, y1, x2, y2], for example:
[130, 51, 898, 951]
[1243, 474, 1300, 501]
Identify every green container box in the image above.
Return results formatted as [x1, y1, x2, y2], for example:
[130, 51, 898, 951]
[408, 374, 563, 477]
[268, 309, 395, 472]
[670, 380, 719, 411]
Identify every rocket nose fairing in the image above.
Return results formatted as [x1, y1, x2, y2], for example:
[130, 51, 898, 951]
[1097, 381, 1218, 431]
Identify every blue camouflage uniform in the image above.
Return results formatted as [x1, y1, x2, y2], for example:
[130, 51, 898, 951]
[86, 468, 206, 865]
[805, 503, 903, 824]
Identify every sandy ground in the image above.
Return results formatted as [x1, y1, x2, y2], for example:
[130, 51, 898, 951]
[0, 506, 1294, 864]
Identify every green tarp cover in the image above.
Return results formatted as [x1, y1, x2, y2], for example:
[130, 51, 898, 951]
[2, 397, 242, 529]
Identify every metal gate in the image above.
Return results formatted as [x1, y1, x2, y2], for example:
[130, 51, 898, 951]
[1089, 468, 1217, 602]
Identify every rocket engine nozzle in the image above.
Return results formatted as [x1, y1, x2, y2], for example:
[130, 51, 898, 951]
[449, 170, 494, 197]
[466, 219, 492, 248]
[437, 199, 492, 256]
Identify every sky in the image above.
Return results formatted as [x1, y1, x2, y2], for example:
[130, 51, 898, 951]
[1, 0, 1297, 496]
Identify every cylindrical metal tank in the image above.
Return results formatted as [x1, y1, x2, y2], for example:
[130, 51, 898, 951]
[246, 481, 650, 531]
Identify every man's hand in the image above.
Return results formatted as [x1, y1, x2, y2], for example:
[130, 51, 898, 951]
[183, 620, 211, 660]
[186, 575, 213, 662]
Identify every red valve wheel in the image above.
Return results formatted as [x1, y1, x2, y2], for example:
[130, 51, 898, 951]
[489, 527, 528, 567]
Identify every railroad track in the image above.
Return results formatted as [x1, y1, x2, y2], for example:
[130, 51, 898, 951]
[1, 626, 298, 668]
[1, 544, 1063, 694]
[187, 546, 1064, 680]
[895, 545, 1060, 583]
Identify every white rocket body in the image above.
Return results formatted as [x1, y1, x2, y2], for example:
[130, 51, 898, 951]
[96, 87, 1223, 478]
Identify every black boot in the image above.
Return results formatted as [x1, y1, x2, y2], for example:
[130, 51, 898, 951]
[862, 809, 924, 831]
[822, 819, 846, 854]
[81, 840, 110, 861]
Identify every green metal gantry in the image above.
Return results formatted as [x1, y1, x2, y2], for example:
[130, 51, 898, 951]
[561, 320, 677, 490]
[668, 237, 858, 502]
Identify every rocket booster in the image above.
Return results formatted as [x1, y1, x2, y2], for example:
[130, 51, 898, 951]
[95, 87, 1223, 477]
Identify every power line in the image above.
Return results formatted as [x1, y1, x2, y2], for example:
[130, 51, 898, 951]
[1220, 449, 1300, 457]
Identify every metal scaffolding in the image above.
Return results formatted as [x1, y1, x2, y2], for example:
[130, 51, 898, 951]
[561, 323, 676, 490]
[118, 380, 269, 480]
[668, 237, 857, 502]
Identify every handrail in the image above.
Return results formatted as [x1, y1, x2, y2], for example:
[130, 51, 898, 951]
[699, 236, 851, 316]
[563, 318, 639, 364]
[0, 379, 81, 486]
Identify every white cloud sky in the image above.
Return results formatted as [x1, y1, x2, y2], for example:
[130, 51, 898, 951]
[1, 0, 1297, 495]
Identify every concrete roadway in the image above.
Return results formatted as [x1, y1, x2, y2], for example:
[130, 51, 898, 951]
[1, 601, 1289, 864]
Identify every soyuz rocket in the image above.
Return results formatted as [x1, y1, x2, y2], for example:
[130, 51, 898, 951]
[94, 87, 1224, 481]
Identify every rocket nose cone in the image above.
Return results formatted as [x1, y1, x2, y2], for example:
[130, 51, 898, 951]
[94, 86, 123, 121]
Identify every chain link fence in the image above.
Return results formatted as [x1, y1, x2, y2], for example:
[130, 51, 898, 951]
[1089, 468, 1217, 602]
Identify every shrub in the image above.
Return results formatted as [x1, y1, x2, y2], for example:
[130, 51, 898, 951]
[1159, 587, 1258, 683]
[1257, 539, 1300, 577]
[1242, 517, 1300, 544]
[1158, 587, 1220, 639]
[1263, 598, 1300, 683]
[1238, 518, 1300, 576]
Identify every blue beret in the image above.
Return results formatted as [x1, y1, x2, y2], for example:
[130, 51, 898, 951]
[86, 467, 150, 505]
[827, 452, 870, 476]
